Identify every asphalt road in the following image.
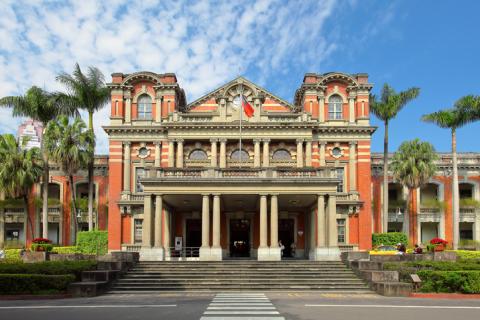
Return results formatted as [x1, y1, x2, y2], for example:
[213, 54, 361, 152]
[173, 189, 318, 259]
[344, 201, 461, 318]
[0, 292, 480, 320]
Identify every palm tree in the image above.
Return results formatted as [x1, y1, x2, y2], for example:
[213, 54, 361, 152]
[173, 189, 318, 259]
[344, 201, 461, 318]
[422, 96, 480, 249]
[390, 139, 438, 245]
[56, 63, 110, 231]
[0, 86, 78, 240]
[370, 84, 420, 233]
[44, 116, 93, 245]
[0, 134, 43, 243]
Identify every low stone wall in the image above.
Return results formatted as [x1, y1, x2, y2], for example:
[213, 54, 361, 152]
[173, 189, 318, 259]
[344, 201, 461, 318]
[21, 252, 97, 263]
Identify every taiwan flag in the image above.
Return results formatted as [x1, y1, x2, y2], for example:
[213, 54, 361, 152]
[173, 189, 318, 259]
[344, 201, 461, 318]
[241, 95, 255, 118]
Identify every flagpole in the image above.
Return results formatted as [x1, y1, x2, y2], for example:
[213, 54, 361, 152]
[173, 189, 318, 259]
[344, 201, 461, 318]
[239, 83, 243, 168]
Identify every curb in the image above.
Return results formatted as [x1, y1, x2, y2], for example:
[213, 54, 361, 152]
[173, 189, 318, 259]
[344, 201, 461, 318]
[410, 293, 480, 299]
[0, 294, 72, 300]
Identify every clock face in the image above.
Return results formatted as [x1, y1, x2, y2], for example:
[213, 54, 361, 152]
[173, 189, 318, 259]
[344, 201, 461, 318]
[232, 95, 241, 108]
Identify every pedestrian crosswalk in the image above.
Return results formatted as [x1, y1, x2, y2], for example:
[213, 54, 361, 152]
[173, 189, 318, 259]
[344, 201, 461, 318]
[200, 293, 285, 320]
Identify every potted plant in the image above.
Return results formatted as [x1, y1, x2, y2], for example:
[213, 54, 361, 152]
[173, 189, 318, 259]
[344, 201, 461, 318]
[430, 237, 448, 252]
[31, 238, 53, 252]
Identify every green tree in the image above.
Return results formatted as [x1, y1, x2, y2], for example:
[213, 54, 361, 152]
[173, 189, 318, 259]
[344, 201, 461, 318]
[56, 63, 110, 231]
[0, 86, 78, 240]
[0, 134, 43, 244]
[422, 96, 480, 249]
[370, 84, 420, 233]
[390, 139, 438, 245]
[44, 116, 93, 244]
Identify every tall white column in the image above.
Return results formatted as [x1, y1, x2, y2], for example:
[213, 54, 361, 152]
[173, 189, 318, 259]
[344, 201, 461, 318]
[319, 142, 326, 166]
[201, 194, 210, 248]
[317, 195, 326, 247]
[296, 139, 304, 168]
[259, 195, 268, 248]
[210, 139, 218, 167]
[155, 97, 162, 123]
[176, 139, 184, 168]
[349, 141, 357, 191]
[219, 139, 227, 168]
[212, 194, 221, 248]
[123, 142, 131, 192]
[262, 139, 270, 167]
[254, 139, 261, 168]
[154, 142, 161, 167]
[125, 97, 131, 123]
[168, 140, 175, 168]
[143, 195, 153, 247]
[270, 194, 278, 247]
[305, 140, 312, 167]
[154, 195, 163, 248]
[349, 97, 355, 123]
[163, 209, 171, 251]
[327, 194, 337, 247]
[318, 96, 325, 123]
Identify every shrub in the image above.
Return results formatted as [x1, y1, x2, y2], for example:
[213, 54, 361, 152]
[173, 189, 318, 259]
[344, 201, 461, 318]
[430, 238, 448, 246]
[0, 274, 75, 294]
[1, 249, 23, 263]
[459, 198, 480, 208]
[51, 246, 81, 254]
[372, 232, 408, 247]
[418, 271, 480, 293]
[76, 231, 108, 255]
[454, 250, 480, 260]
[0, 260, 96, 280]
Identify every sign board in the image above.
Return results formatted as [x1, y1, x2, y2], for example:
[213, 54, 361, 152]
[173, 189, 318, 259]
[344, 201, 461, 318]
[175, 237, 182, 251]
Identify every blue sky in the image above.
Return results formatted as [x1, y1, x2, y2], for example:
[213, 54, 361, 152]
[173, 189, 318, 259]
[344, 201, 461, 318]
[0, 0, 479, 153]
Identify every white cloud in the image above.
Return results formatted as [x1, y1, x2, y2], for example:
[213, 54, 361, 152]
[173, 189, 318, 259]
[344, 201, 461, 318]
[0, 0, 338, 153]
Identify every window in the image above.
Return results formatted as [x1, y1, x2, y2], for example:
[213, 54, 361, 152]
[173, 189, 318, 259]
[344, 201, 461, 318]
[135, 167, 145, 193]
[134, 219, 143, 244]
[336, 168, 344, 192]
[332, 147, 342, 158]
[138, 147, 149, 158]
[272, 149, 291, 161]
[328, 95, 343, 120]
[189, 149, 208, 160]
[231, 149, 249, 161]
[337, 219, 346, 243]
[137, 95, 152, 120]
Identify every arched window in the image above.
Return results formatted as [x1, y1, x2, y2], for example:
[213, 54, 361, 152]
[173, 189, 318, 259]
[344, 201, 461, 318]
[328, 95, 343, 120]
[272, 149, 291, 161]
[137, 95, 152, 120]
[189, 149, 208, 160]
[231, 149, 249, 161]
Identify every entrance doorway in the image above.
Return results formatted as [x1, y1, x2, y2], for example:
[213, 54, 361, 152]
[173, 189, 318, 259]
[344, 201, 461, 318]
[421, 222, 439, 244]
[229, 219, 251, 257]
[186, 219, 202, 248]
[279, 219, 295, 258]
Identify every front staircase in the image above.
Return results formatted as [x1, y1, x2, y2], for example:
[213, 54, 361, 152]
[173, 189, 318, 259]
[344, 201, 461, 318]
[107, 260, 371, 293]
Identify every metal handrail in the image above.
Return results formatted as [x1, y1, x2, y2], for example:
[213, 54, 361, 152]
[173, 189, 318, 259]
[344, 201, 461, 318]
[169, 247, 200, 258]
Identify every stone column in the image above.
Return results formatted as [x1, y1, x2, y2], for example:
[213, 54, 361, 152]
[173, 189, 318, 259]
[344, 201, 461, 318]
[210, 139, 218, 168]
[318, 96, 325, 123]
[125, 97, 131, 123]
[327, 194, 337, 247]
[349, 141, 357, 191]
[212, 194, 221, 248]
[259, 195, 268, 248]
[349, 97, 355, 123]
[305, 140, 312, 167]
[296, 139, 304, 168]
[262, 139, 270, 167]
[168, 140, 175, 168]
[201, 194, 210, 248]
[142, 195, 153, 247]
[219, 139, 227, 168]
[123, 142, 131, 192]
[270, 194, 278, 247]
[154, 142, 161, 167]
[319, 142, 326, 166]
[253, 139, 261, 168]
[317, 195, 326, 247]
[176, 139, 184, 168]
[154, 195, 163, 248]
[155, 97, 162, 123]
[163, 210, 171, 251]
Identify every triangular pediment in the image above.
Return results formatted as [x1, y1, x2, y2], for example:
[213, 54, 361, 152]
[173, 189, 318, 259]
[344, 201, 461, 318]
[186, 77, 298, 112]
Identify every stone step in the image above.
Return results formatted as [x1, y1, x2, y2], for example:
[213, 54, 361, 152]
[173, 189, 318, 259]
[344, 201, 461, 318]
[123, 274, 358, 279]
[107, 289, 374, 294]
[110, 285, 370, 290]
[116, 279, 365, 284]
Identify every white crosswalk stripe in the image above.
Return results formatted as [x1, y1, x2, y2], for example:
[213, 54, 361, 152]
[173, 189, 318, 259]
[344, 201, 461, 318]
[200, 293, 285, 320]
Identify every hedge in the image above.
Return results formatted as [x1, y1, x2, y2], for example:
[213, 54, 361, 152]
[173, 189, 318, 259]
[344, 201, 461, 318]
[0, 274, 75, 294]
[1, 249, 22, 263]
[418, 271, 480, 293]
[0, 260, 96, 280]
[76, 231, 108, 255]
[384, 260, 480, 282]
[454, 250, 480, 260]
[51, 246, 81, 254]
[372, 232, 408, 247]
